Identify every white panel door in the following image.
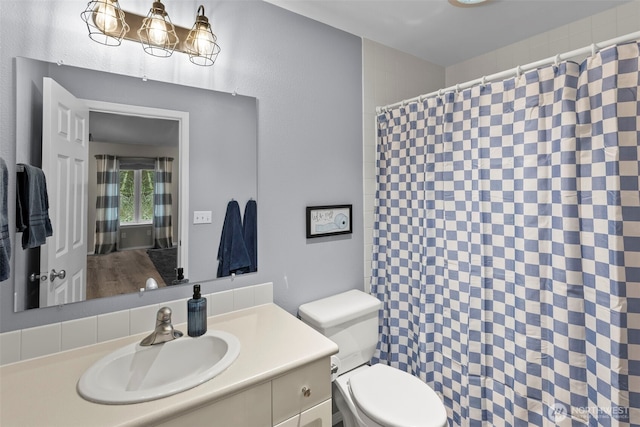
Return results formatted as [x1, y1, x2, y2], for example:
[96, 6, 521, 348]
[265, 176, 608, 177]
[40, 77, 89, 307]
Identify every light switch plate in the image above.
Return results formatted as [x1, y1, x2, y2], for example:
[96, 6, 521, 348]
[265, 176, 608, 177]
[193, 210, 212, 224]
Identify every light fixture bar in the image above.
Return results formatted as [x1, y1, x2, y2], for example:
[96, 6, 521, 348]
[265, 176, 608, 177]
[117, 10, 193, 54]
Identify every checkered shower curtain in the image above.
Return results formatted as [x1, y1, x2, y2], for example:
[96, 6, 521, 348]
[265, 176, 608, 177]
[371, 42, 640, 426]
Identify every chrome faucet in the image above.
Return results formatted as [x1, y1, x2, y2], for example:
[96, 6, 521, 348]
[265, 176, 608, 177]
[140, 307, 184, 346]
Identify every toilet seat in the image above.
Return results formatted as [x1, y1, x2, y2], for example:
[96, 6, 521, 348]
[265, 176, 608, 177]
[348, 364, 448, 427]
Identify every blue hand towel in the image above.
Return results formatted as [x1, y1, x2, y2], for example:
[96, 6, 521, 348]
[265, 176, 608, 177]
[217, 200, 251, 278]
[16, 164, 53, 249]
[0, 158, 10, 281]
[242, 199, 257, 273]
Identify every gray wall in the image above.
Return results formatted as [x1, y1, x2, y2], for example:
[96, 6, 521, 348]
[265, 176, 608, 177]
[0, 1, 363, 332]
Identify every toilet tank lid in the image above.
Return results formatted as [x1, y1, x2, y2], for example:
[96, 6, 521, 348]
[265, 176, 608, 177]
[298, 290, 382, 329]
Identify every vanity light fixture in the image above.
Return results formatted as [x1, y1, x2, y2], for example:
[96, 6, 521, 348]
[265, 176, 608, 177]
[80, 1, 220, 66]
[81, 0, 130, 46]
[185, 6, 221, 66]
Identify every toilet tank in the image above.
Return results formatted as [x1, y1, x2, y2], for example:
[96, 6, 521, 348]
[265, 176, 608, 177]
[298, 290, 382, 374]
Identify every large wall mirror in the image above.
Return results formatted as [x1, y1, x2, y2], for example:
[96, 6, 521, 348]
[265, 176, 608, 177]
[14, 57, 258, 312]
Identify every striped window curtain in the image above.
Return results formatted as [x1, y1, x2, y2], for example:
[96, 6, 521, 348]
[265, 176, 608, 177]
[370, 41, 640, 426]
[153, 157, 173, 248]
[94, 155, 119, 255]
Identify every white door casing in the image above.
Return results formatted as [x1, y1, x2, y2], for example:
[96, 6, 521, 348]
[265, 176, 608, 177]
[41, 77, 89, 307]
[83, 100, 190, 278]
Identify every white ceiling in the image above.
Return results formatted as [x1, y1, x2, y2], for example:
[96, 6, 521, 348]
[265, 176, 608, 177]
[263, 0, 629, 66]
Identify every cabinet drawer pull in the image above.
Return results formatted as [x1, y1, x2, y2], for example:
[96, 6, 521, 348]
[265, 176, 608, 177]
[301, 386, 311, 398]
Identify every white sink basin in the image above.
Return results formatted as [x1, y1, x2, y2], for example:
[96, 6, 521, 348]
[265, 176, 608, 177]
[77, 330, 240, 404]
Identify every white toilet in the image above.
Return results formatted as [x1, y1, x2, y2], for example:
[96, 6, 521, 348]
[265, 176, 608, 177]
[299, 289, 448, 427]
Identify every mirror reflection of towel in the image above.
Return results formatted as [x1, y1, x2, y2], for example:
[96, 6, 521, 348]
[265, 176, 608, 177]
[242, 200, 257, 273]
[0, 158, 10, 281]
[217, 200, 251, 278]
[16, 164, 53, 249]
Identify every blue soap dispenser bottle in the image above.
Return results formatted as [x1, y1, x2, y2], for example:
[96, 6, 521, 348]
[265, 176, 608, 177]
[187, 284, 207, 337]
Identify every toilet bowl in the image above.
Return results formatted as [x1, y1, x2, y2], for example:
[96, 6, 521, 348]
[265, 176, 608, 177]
[298, 289, 449, 427]
[335, 365, 448, 427]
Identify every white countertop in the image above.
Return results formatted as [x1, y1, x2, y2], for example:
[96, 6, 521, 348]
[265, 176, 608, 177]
[0, 303, 339, 427]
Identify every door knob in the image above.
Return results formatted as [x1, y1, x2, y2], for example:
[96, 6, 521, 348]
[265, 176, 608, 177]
[50, 269, 66, 282]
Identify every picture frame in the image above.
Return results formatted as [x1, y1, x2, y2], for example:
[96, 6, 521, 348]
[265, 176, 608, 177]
[306, 204, 353, 238]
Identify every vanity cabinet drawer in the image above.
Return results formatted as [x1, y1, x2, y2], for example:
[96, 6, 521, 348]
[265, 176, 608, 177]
[272, 357, 331, 425]
[273, 398, 332, 427]
[156, 382, 272, 427]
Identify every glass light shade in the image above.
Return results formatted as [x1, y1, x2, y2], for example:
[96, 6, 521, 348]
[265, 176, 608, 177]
[137, 1, 179, 57]
[81, 0, 130, 46]
[185, 6, 221, 66]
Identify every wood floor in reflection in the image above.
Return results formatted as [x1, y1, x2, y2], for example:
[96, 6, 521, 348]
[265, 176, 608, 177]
[86, 249, 166, 300]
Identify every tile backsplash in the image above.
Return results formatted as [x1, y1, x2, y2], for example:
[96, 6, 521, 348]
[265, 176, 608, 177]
[0, 282, 273, 366]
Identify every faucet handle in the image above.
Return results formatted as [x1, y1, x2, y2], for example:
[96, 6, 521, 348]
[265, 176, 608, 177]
[156, 307, 173, 324]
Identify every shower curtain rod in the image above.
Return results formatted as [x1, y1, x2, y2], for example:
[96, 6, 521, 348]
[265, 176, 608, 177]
[377, 30, 640, 113]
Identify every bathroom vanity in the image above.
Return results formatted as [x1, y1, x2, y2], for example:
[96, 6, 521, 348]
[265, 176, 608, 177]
[0, 304, 339, 427]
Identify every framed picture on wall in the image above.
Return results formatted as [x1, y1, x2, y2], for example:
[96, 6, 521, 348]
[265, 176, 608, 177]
[306, 204, 353, 238]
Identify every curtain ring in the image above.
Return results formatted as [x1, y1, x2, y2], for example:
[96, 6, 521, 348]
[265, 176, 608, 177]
[554, 54, 561, 67]
[515, 65, 522, 79]
[481, 76, 487, 87]
[591, 43, 597, 57]
[455, 84, 461, 94]
[438, 89, 444, 98]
